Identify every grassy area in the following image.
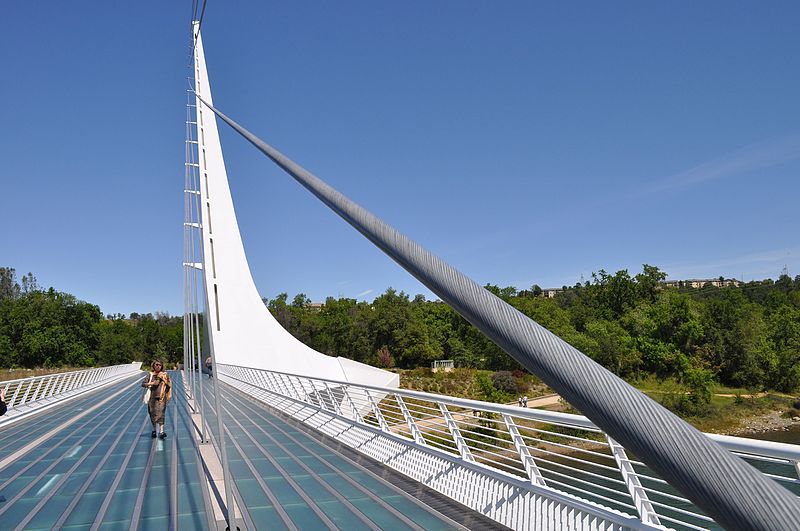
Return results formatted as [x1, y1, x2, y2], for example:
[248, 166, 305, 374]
[0, 366, 84, 382]
[398, 369, 799, 435]
[631, 375, 798, 433]
[398, 367, 550, 403]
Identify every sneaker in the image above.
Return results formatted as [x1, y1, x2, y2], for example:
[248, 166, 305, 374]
[159, 432, 167, 440]
[151, 431, 157, 438]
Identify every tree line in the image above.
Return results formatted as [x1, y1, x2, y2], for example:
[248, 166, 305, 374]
[2, 264, 799, 409]
[266, 265, 800, 407]
[0, 268, 183, 369]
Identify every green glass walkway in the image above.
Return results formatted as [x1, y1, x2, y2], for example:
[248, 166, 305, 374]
[201, 381, 503, 530]
[0, 371, 506, 530]
[0, 372, 212, 530]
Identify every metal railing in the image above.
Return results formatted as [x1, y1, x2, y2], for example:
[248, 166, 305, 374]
[218, 363, 800, 531]
[0, 362, 142, 419]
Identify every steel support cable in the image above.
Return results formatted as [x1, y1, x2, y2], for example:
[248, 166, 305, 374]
[188, 1, 208, 68]
[197, 96, 800, 531]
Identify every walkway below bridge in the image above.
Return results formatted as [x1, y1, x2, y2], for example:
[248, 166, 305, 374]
[0, 371, 506, 530]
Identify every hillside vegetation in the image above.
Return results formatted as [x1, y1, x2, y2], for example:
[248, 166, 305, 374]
[2, 264, 799, 419]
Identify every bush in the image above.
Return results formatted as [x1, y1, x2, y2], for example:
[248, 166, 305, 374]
[476, 373, 505, 402]
[376, 346, 394, 369]
[490, 371, 517, 394]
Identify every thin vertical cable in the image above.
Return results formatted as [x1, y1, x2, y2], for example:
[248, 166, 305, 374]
[189, 47, 208, 444]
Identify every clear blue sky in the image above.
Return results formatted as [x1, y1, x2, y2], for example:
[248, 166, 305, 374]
[1, 2, 798, 316]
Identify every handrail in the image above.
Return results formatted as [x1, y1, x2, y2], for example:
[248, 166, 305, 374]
[218, 362, 800, 463]
[219, 363, 800, 530]
[0, 362, 141, 413]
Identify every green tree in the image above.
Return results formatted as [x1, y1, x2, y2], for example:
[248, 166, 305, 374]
[0, 267, 21, 302]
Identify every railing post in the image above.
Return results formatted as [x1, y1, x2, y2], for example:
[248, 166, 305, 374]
[261, 371, 277, 393]
[254, 370, 268, 390]
[10, 382, 22, 407]
[263, 371, 279, 393]
[63, 374, 75, 393]
[364, 389, 391, 432]
[395, 395, 425, 445]
[323, 382, 343, 415]
[439, 403, 475, 462]
[310, 380, 327, 410]
[341, 385, 364, 423]
[608, 436, 661, 526]
[288, 375, 307, 402]
[20, 379, 34, 404]
[503, 414, 546, 486]
[285, 374, 301, 401]
[275, 373, 293, 398]
[55, 374, 67, 394]
[31, 378, 45, 401]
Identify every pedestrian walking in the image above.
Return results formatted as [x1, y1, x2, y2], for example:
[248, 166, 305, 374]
[518, 396, 523, 407]
[142, 359, 172, 439]
[0, 388, 7, 417]
[205, 356, 213, 379]
[522, 395, 528, 408]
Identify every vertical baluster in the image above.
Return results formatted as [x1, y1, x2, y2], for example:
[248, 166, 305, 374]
[503, 414, 545, 485]
[395, 395, 425, 445]
[364, 389, 390, 432]
[342, 385, 364, 423]
[271, 372, 291, 397]
[286, 375, 305, 401]
[323, 382, 343, 416]
[30, 378, 45, 402]
[309, 379, 326, 409]
[42, 375, 55, 396]
[440, 403, 475, 462]
[10, 381, 23, 407]
[607, 436, 660, 525]
[20, 378, 35, 405]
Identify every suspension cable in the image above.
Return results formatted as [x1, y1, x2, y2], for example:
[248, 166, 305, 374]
[187, 0, 208, 67]
[195, 95, 800, 531]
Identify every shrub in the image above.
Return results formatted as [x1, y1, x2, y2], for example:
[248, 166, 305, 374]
[491, 371, 517, 394]
[476, 373, 504, 402]
[376, 346, 394, 369]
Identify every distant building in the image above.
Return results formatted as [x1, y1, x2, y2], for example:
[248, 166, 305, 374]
[541, 288, 563, 298]
[663, 278, 742, 289]
[304, 302, 325, 311]
[432, 360, 454, 372]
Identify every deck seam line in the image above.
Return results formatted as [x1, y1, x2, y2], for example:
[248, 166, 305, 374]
[12, 391, 143, 530]
[0, 384, 136, 519]
[221, 391, 386, 531]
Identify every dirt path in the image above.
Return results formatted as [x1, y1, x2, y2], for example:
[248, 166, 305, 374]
[388, 393, 564, 436]
[508, 393, 561, 409]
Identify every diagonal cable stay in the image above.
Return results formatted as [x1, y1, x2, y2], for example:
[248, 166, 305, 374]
[195, 93, 800, 531]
